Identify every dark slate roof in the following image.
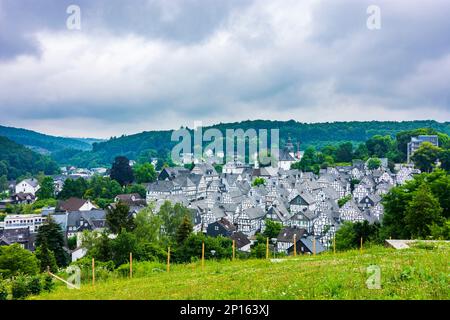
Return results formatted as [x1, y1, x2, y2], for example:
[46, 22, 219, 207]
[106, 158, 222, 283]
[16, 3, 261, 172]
[277, 227, 307, 242]
[243, 206, 266, 220]
[147, 180, 179, 193]
[299, 236, 326, 254]
[279, 148, 296, 161]
[230, 231, 251, 248]
[215, 218, 236, 232]
[58, 197, 90, 212]
[0, 227, 31, 243]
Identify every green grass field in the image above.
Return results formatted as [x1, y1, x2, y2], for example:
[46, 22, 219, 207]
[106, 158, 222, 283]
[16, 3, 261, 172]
[34, 244, 449, 300]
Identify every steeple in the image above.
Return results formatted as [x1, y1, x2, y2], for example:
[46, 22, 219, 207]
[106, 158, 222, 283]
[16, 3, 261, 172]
[285, 135, 294, 153]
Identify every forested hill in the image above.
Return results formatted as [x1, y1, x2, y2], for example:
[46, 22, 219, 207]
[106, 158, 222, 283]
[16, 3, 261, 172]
[0, 136, 59, 180]
[52, 120, 450, 168]
[0, 125, 95, 153]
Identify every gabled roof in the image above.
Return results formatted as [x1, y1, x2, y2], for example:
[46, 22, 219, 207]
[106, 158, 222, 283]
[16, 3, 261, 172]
[58, 197, 93, 212]
[277, 227, 306, 242]
[147, 180, 180, 193]
[290, 192, 315, 205]
[230, 231, 251, 248]
[242, 206, 265, 220]
[214, 218, 236, 232]
[21, 178, 39, 188]
[299, 236, 326, 254]
[279, 148, 296, 161]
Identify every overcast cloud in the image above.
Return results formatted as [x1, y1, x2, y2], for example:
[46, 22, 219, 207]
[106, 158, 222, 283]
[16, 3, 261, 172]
[0, 0, 449, 138]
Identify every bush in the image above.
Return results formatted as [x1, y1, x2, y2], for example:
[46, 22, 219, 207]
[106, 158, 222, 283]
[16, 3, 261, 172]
[28, 276, 42, 295]
[43, 275, 55, 292]
[11, 276, 30, 300]
[0, 280, 8, 300]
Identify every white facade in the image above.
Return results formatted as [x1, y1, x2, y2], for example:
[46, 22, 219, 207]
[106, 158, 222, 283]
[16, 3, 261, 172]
[4, 214, 46, 233]
[15, 179, 40, 196]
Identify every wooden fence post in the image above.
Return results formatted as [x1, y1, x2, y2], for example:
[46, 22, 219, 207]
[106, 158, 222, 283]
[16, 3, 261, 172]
[313, 237, 316, 256]
[202, 241, 205, 270]
[92, 258, 95, 286]
[232, 240, 235, 261]
[333, 235, 336, 254]
[130, 252, 133, 278]
[293, 234, 297, 257]
[360, 237, 363, 254]
[266, 237, 269, 259]
[167, 246, 170, 273]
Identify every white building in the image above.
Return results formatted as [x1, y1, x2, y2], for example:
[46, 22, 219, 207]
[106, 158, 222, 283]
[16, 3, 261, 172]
[15, 178, 40, 196]
[4, 214, 46, 233]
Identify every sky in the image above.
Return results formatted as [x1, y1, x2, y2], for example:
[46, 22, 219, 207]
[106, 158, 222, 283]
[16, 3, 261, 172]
[0, 0, 449, 138]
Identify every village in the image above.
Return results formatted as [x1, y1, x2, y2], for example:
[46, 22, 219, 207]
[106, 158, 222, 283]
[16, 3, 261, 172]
[0, 135, 432, 261]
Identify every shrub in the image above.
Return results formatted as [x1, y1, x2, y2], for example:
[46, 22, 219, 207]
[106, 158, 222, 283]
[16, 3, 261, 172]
[11, 276, 30, 300]
[43, 275, 55, 292]
[27, 276, 42, 295]
[0, 280, 8, 300]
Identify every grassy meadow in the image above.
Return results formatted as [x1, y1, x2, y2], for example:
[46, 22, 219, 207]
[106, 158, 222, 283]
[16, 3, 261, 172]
[33, 244, 449, 300]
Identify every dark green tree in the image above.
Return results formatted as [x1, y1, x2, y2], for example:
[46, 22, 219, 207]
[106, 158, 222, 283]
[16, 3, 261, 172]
[36, 176, 55, 199]
[36, 217, 69, 267]
[132, 162, 157, 184]
[110, 156, 134, 186]
[367, 157, 382, 170]
[405, 184, 443, 238]
[106, 201, 135, 234]
[0, 244, 39, 278]
[335, 142, 354, 163]
[366, 135, 394, 158]
[58, 178, 88, 199]
[439, 149, 450, 172]
[110, 230, 139, 266]
[176, 215, 193, 244]
[35, 242, 58, 273]
[411, 142, 442, 172]
[263, 220, 282, 239]
[252, 177, 266, 187]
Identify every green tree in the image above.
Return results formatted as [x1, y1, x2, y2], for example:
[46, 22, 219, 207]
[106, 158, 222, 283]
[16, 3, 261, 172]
[335, 222, 357, 251]
[67, 236, 77, 250]
[58, 178, 88, 199]
[0, 175, 7, 193]
[133, 163, 157, 184]
[338, 195, 352, 207]
[335, 142, 353, 163]
[110, 156, 134, 186]
[124, 184, 147, 198]
[36, 176, 55, 199]
[158, 201, 190, 241]
[35, 243, 58, 273]
[0, 244, 39, 278]
[439, 149, 450, 172]
[176, 215, 193, 244]
[106, 201, 135, 234]
[367, 157, 382, 170]
[353, 143, 369, 160]
[252, 177, 266, 187]
[405, 184, 443, 238]
[36, 217, 69, 267]
[263, 220, 282, 239]
[411, 142, 442, 173]
[110, 230, 139, 266]
[0, 279, 7, 300]
[83, 230, 113, 262]
[366, 135, 394, 158]
[133, 206, 162, 243]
